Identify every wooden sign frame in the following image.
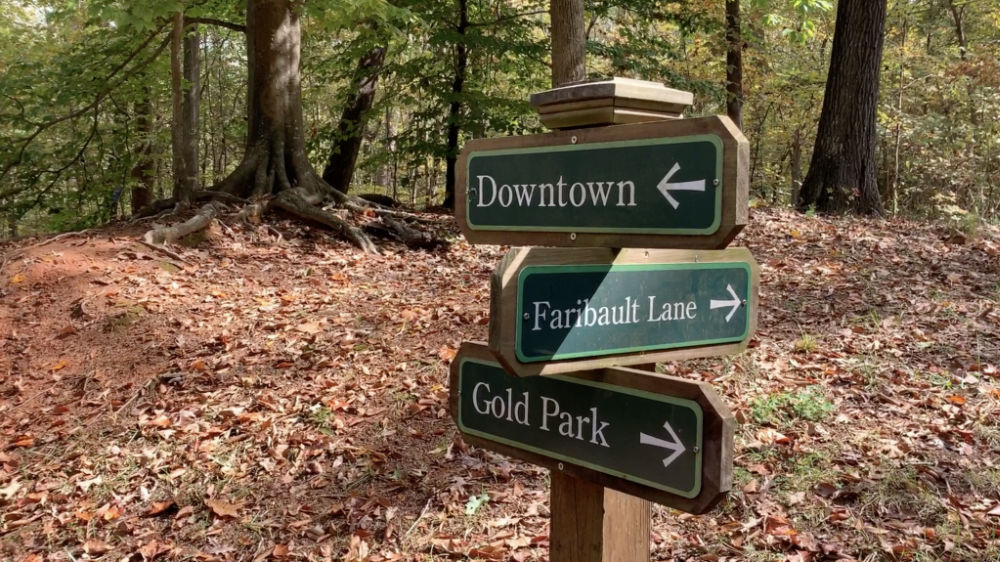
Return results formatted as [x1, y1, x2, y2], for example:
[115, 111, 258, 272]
[488, 246, 759, 377]
[455, 115, 748, 249]
[449, 343, 734, 514]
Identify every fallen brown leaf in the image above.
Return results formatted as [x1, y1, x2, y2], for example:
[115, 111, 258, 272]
[205, 498, 242, 519]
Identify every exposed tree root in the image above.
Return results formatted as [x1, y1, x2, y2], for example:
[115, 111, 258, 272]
[271, 188, 378, 254]
[135, 172, 444, 254]
[137, 240, 190, 266]
[133, 190, 245, 219]
[143, 203, 219, 246]
[378, 217, 448, 250]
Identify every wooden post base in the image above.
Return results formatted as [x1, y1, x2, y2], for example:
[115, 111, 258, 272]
[550, 470, 651, 562]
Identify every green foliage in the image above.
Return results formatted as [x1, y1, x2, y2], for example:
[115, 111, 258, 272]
[463, 492, 489, 516]
[749, 386, 835, 425]
[2, 0, 999, 236]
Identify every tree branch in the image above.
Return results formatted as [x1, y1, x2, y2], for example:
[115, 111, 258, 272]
[184, 17, 246, 33]
[467, 9, 548, 28]
[0, 22, 170, 192]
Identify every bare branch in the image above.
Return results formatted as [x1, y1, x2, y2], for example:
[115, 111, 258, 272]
[184, 17, 246, 33]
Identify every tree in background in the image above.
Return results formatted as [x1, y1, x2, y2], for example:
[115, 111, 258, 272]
[797, 0, 888, 215]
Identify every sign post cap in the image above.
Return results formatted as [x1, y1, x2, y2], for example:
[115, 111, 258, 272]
[530, 77, 695, 130]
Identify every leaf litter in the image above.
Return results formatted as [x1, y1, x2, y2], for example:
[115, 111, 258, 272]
[0, 209, 997, 560]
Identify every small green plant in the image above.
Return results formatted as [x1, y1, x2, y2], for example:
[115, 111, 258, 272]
[305, 404, 335, 432]
[464, 493, 489, 516]
[793, 332, 817, 353]
[749, 386, 834, 425]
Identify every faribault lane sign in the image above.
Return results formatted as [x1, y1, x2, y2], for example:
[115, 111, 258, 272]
[455, 116, 749, 249]
[488, 247, 759, 377]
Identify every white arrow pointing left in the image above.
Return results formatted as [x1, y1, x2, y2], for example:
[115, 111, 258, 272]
[639, 421, 686, 468]
[709, 284, 742, 323]
[657, 162, 707, 210]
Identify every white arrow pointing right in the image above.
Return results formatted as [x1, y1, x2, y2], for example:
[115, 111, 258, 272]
[709, 284, 743, 323]
[639, 421, 686, 468]
[657, 162, 707, 210]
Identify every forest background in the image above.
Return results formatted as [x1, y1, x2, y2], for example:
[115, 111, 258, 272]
[1, 0, 999, 238]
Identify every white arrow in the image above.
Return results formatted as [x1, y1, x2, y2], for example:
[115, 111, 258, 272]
[657, 162, 707, 210]
[710, 284, 742, 323]
[639, 421, 686, 468]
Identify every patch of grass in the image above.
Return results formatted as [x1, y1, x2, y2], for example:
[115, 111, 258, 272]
[854, 353, 882, 389]
[102, 305, 145, 332]
[963, 467, 1000, 497]
[305, 404, 337, 433]
[793, 332, 818, 353]
[856, 465, 948, 526]
[749, 386, 835, 425]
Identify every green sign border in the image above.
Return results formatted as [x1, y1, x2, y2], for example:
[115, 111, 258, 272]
[465, 134, 724, 235]
[456, 357, 705, 498]
[514, 261, 752, 363]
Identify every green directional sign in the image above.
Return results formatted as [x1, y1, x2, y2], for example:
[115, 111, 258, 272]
[468, 135, 720, 231]
[449, 343, 734, 513]
[455, 116, 748, 249]
[490, 247, 758, 376]
[517, 261, 750, 362]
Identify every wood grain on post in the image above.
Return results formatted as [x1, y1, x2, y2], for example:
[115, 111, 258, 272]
[550, 472, 650, 562]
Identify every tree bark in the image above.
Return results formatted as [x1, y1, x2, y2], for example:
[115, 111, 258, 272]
[182, 27, 201, 194]
[725, 0, 743, 130]
[797, 0, 887, 215]
[442, 0, 469, 210]
[170, 12, 190, 204]
[214, 0, 324, 200]
[130, 87, 155, 214]
[550, 0, 585, 87]
[321, 44, 387, 194]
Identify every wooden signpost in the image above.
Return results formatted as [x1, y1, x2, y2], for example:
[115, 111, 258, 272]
[489, 247, 758, 376]
[455, 116, 749, 249]
[448, 77, 754, 561]
[450, 343, 734, 514]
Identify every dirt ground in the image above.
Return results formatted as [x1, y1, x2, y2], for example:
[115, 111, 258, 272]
[1, 208, 998, 561]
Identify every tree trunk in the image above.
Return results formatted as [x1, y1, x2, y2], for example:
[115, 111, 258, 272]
[442, 0, 468, 210]
[214, 0, 325, 200]
[790, 127, 802, 206]
[797, 0, 887, 215]
[182, 27, 201, 193]
[550, 0, 586, 87]
[943, 0, 967, 60]
[130, 87, 155, 214]
[725, 0, 743, 130]
[322, 44, 387, 194]
[170, 12, 190, 204]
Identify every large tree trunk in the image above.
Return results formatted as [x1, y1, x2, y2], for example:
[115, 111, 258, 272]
[170, 13, 189, 204]
[442, 0, 469, 210]
[170, 15, 201, 204]
[201, 0, 385, 252]
[321, 44, 387, 194]
[725, 0, 743, 130]
[550, 0, 586, 87]
[797, 0, 887, 215]
[214, 0, 324, 199]
[130, 87, 155, 214]
[182, 27, 201, 193]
